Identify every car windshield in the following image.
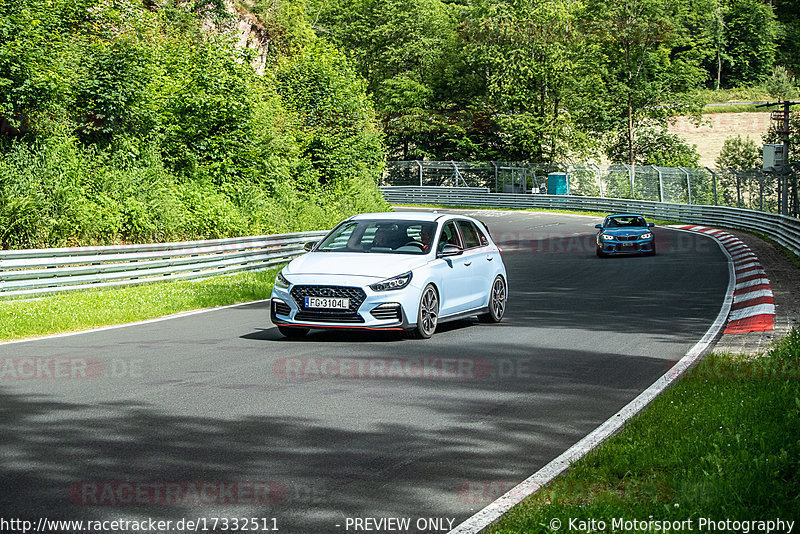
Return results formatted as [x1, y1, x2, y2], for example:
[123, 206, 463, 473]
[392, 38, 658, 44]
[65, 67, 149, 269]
[316, 220, 437, 254]
[605, 216, 648, 228]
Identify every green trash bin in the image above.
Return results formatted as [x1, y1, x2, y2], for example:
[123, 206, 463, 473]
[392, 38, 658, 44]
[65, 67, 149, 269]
[547, 172, 570, 195]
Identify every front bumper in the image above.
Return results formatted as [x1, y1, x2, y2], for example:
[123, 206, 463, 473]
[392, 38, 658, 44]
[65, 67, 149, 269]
[597, 238, 654, 254]
[270, 284, 418, 331]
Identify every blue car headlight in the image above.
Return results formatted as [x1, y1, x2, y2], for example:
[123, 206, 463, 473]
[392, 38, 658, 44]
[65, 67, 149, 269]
[370, 271, 413, 292]
[275, 270, 291, 289]
[640, 233, 652, 240]
[601, 234, 614, 241]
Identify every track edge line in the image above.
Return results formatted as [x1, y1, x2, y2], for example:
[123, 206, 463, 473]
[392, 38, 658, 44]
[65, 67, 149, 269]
[448, 228, 735, 534]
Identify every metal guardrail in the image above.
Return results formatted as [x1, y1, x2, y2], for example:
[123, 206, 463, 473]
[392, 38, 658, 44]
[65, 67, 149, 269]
[381, 186, 800, 256]
[0, 231, 328, 297]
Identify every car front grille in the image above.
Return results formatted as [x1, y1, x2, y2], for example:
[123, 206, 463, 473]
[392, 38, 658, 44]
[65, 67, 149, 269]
[294, 313, 365, 323]
[290, 285, 366, 323]
[616, 235, 639, 242]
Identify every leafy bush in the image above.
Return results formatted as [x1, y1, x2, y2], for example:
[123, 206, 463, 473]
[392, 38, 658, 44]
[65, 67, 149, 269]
[0, 0, 388, 249]
[716, 135, 760, 170]
[606, 125, 701, 168]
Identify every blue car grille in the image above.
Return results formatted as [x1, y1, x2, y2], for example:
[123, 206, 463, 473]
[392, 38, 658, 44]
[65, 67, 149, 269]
[615, 235, 639, 242]
[290, 285, 366, 323]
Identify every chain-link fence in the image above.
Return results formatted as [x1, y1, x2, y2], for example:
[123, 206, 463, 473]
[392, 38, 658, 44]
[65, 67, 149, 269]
[381, 161, 800, 216]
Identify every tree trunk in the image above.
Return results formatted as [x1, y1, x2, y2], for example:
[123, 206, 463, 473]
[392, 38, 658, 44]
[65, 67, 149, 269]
[627, 95, 635, 166]
[628, 94, 635, 199]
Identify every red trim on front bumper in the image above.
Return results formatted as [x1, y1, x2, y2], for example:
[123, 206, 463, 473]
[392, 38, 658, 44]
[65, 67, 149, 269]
[272, 321, 405, 331]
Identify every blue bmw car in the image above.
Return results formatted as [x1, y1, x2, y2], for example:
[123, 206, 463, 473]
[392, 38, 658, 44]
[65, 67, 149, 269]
[595, 214, 656, 257]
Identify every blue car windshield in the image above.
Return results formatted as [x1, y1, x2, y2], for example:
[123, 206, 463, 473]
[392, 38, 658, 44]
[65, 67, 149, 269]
[316, 221, 437, 254]
[605, 216, 647, 228]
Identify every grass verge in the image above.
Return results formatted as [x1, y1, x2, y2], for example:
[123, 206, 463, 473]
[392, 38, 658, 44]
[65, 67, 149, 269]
[747, 230, 800, 271]
[485, 329, 800, 533]
[702, 103, 763, 114]
[0, 267, 280, 342]
[695, 87, 771, 105]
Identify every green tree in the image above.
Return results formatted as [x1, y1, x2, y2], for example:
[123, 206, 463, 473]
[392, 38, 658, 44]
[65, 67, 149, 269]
[715, 134, 763, 209]
[707, 2, 728, 91]
[583, 0, 704, 167]
[723, 0, 777, 86]
[0, 0, 76, 136]
[0, 0, 388, 247]
[607, 125, 700, 167]
[716, 135, 760, 169]
[774, 0, 800, 79]
[307, 0, 459, 160]
[273, 41, 384, 187]
[462, 0, 595, 162]
[765, 66, 798, 100]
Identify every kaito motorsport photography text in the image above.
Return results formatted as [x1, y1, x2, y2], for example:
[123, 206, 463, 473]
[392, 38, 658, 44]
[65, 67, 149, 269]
[561, 517, 795, 533]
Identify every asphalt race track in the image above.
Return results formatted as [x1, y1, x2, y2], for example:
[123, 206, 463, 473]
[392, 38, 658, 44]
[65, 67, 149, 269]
[0, 209, 730, 533]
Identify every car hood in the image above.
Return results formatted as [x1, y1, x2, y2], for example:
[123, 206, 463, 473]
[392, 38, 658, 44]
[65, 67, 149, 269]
[283, 252, 430, 281]
[601, 228, 651, 236]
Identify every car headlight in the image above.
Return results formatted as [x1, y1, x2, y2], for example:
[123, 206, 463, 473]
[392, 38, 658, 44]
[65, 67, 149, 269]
[274, 270, 290, 289]
[601, 234, 614, 241]
[640, 233, 652, 239]
[370, 271, 413, 292]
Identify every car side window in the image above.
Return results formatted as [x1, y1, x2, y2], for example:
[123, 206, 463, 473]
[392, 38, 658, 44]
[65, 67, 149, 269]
[438, 222, 461, 253]
[457, 220, 482, 249]
[478, 222, 490, 246]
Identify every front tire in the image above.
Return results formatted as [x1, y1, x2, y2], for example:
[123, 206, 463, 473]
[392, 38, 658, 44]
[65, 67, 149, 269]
[278, 325, 309, 338]
[478, 275, 507, 323]
[409, 284, 439, 339]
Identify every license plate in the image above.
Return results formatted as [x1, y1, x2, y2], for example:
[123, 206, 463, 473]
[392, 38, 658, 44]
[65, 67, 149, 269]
[305, 296, 349, 309]
[622, 242, 634, 247]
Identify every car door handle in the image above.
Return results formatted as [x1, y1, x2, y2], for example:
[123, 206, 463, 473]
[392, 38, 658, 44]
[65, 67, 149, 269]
[486, 255, 494, 261]
[463, 261, 472, 266]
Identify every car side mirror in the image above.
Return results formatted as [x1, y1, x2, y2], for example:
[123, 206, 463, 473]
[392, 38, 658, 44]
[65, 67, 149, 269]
[303, 241, 317, 252]
[648, 223, 654, 227]
[438, 244, 463, 258]
[595, 224, 603, 229]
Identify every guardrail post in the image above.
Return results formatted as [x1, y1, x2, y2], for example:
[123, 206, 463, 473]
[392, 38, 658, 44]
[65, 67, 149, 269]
[731, 168, 742, 208]
[652, 165, 664, 203]
[705, 167, 718, 205]
[590, 163, 603, 198]
[492, 161, 498, 193]
[416, 160, 423, 186]
[678, 167, 691, 204]
[623, 164, 634, 199]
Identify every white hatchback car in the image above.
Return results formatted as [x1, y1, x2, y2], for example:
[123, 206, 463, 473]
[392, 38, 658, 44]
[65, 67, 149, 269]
[270, 212, 508, 339]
